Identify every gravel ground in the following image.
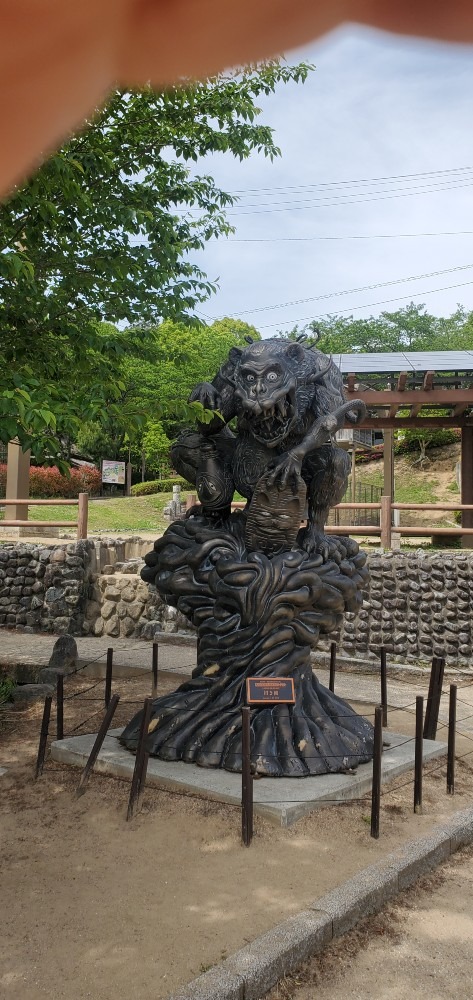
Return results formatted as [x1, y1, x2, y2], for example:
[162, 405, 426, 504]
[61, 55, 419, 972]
[268, 845, 473, 1000]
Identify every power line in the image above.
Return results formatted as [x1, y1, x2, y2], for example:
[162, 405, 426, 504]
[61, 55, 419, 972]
[255, 278, 473, 329]
[224, 178, 473, 216]
[127, 228, 473, 247]
[228, 263, 473, 316]
[220, 229, 473, 244]
[230, 177, 473, 210]
[170, 177, 473, 217]
[228, 164, 473, 196]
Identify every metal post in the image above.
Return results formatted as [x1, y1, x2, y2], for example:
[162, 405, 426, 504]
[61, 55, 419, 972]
[127, 698, 152, 821]
[35, 695, 52, 779]
[77, 491, 88, 539]
[380, 646, 388, 727]
[370, 705, 383, 839]
[423, 656, 444, 741]
[76, 694, 120, 796]
[105, 647, 113, 708]
[56, 672, 64, 741]
[447, 684, 457, 795]
[329, 642, 336, 693]
[241, 706, 253, 847]
[152, 641, 158, 698]
[414, 695, 424, 813]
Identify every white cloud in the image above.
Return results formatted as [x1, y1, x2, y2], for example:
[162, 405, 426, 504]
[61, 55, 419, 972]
[189, 27, 473, 334]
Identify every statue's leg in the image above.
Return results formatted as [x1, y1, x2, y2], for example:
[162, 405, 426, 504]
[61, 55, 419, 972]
[171, 429, 236, 518]
[298, 445, 350, 560]
[171, 430, 203, 485]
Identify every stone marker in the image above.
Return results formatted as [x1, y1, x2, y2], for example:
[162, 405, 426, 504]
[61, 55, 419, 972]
[39, 633, 78, 684]
[48, 634, 78, 673]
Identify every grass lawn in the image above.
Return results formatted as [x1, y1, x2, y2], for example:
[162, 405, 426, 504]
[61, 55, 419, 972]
[5, 493, 189, 535]
[353, 465, 439, 504]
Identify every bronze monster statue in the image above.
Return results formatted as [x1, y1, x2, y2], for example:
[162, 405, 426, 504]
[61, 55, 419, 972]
[120, 338, 374, 777]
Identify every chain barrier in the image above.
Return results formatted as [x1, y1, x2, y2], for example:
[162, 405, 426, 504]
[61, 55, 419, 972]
[32, 640, 473, 843]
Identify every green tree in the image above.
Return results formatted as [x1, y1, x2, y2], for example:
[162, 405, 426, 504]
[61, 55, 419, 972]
[76, 316, 261, 476]
[296, 303, 473, 356]
[0, 62, 311, 464]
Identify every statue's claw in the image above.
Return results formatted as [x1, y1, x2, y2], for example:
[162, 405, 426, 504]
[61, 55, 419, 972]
[188, 382, 222, 411]
[266, 452, 303, 494]
[299, 526, 342, 564]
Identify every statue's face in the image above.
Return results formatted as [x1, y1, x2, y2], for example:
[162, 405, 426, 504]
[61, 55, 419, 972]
[234, 346, 297, 447]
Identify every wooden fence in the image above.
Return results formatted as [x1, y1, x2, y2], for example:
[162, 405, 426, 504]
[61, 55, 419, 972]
[232, 496, 473, 548]
[0, 492, 88, 539]
[1, 492, 472, 548]
[324, 497, 473, 548]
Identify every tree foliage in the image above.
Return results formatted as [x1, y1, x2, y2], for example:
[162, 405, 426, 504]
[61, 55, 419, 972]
[76, 317, 261, 475]
[0, 62, 311, 466]
[288, 302, 473, 355]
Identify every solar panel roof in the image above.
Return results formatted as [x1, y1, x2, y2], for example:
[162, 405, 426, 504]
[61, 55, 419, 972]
[334, 351, 473, 374]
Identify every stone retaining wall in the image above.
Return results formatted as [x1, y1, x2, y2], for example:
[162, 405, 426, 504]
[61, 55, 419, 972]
[84, 573, 184, 639]
[330, 550, 473, 663]
[1, 540, 473, 663]
[0, 541, 95, 634]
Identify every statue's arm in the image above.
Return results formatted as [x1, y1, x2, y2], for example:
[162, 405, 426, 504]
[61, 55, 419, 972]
[188, 363, 238, 430]
[267, 400, 366, 488]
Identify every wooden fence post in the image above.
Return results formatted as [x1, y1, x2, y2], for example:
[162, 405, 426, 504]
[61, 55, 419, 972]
[447, 684, 457, 795]
[77, 492, 88, 540]
[414, 696, 424, 813]
[380, 495, 392, 550]
[423, 656, 445, 741]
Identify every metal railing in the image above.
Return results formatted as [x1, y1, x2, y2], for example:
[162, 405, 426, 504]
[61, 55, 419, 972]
[328, 480, 382, 527]
[0, 492, 88, 539]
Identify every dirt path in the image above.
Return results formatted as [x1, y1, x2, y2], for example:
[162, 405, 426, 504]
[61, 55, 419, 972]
[269, 846, 473, 1000]
[1, 674, 473, 1000]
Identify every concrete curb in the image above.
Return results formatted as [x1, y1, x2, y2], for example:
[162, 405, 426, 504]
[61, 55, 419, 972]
[166, 806, 473, 1000]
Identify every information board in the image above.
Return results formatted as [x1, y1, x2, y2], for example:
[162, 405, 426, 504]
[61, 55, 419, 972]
[102, 460, 126, 485]
[246, 677, 295, 705]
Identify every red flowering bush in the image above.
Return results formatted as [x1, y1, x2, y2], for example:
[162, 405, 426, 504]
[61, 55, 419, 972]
[0, 463, 101, 498]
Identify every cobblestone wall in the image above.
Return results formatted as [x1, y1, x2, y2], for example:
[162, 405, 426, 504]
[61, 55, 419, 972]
[319, 550, 473, 663]
[1, 542, 473, 663]
[0, 541, 94, 634]
[76, 548, 473, 660]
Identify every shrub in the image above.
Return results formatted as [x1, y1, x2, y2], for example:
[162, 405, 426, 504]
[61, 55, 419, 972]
[0, 463, 102, 498]
[131, 476, 191, 496]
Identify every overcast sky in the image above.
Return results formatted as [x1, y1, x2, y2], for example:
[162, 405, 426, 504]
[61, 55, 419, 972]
[188, 26, 473, 337]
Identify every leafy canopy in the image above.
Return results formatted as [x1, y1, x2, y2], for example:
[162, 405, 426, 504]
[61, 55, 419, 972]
[282, 302, 473, 355]
[76, 316, 261, 475]
[0, 62, 311, 467]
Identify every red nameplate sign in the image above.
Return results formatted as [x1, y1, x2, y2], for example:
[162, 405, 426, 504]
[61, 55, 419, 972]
[246, 677, 295, 705]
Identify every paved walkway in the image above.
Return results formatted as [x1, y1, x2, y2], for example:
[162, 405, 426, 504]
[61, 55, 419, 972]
[0, 630, 196, 678]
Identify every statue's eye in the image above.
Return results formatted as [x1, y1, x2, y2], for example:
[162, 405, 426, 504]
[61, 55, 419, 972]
[266, 371, 279, 381]
[246, 374, 255, 382]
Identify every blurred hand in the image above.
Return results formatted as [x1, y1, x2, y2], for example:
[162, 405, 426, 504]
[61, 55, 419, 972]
[2, 0, 473, 196]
